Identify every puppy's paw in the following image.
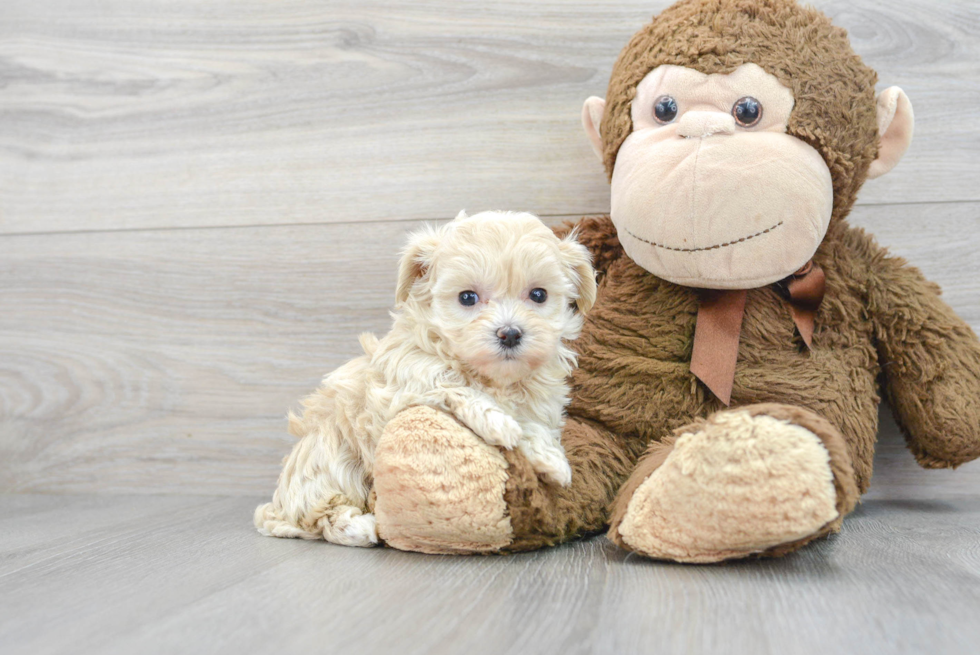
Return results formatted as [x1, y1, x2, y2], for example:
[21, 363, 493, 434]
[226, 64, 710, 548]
[477, 410, 523, 449]
[326, 507, 379, 548]
[254, 501, 322, 540]
[519, 441, 573, 487]
[544, 456, 573, 488]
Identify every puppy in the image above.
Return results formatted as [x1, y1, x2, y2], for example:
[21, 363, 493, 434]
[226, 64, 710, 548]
[254, 210, 597, 547]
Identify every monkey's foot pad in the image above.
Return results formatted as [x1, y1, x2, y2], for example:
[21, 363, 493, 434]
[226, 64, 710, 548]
[616, 408, 841, 563]
[373, 406, 514, 554]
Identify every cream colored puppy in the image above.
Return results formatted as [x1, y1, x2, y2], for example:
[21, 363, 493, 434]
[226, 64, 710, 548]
[254, 210, 597, 547]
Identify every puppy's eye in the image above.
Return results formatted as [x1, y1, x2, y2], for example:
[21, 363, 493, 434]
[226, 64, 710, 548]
[653, 95, 678, 124]
[732, 97, 763, 127]
[458, 290, 479, 306]
[529, 288, 548, 304]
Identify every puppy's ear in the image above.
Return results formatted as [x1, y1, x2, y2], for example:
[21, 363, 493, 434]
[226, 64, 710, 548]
[396, 225, 440, 304]
[559, 232, 597, 315]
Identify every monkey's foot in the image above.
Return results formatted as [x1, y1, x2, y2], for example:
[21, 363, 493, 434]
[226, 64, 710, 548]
[372, 406, 514, 554]
[608, 403, 859, 563]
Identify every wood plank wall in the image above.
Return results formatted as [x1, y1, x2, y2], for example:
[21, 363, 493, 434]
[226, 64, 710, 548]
[1, 0, 978, 494]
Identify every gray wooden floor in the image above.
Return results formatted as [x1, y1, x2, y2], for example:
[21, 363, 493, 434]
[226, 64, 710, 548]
[2, 412, 979, 655]
[2, 1, 980, 653]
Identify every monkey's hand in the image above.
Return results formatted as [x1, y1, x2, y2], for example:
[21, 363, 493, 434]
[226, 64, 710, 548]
[868, 246, 980, 468]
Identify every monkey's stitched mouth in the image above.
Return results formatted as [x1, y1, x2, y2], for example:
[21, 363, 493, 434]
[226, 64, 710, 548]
[626, 221, 784, 253]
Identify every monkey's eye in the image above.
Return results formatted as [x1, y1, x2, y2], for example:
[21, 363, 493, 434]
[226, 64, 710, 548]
[458, 291, 479, 306]
[732, 97, 763, 127]
[529, 288, 548, 304]
[653, 96, 678, 124]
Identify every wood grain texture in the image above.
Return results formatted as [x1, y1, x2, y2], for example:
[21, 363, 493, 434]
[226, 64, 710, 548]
[1, 203, 977, 495]
[0, 421, 978, 655]
[2, 203, 979, 495]
[1, 0, 978, 235]
[0, 219, 415, 494]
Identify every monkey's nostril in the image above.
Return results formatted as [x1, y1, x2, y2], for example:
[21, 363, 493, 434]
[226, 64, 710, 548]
[496, 327, 522, 349]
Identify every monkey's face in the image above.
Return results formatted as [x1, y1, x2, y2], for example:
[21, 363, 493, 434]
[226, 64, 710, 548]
[604, 64, 834, 289]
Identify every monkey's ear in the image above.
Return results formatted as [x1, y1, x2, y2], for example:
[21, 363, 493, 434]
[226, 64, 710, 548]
[396, 225, 441, 304]
[559, 233, 598, 315]
[868, 87, 914, 180]
[581, 96, 606, 162]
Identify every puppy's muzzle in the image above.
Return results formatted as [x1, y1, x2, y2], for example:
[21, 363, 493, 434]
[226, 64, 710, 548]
[496, 327, 523, 349]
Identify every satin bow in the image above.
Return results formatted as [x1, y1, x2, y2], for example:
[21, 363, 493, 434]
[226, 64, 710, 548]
[689, 261, 826, 405]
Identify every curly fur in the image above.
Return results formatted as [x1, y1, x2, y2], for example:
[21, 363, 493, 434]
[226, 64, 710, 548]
[254, 211, 597, 546]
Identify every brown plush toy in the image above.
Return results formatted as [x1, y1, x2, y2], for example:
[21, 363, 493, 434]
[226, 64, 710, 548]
[369, 0, 980, 562]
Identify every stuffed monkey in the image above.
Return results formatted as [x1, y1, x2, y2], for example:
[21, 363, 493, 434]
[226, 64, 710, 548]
[369, 0, 980, 562]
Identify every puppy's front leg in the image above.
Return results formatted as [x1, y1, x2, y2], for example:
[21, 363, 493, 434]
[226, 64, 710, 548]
[517, 424, 573, 487]
[418, 388, 522, 450]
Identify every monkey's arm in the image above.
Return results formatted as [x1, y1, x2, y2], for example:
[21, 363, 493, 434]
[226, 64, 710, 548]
[552, 215, 624, 281]
[865, 240, 980, 468]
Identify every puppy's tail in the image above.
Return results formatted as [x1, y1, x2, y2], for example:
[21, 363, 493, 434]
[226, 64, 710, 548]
[287, 411, 305, 438]
[358, 332, 380, 357]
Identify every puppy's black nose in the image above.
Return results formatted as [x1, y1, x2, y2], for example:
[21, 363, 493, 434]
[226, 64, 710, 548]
[497, 327, 522, 349]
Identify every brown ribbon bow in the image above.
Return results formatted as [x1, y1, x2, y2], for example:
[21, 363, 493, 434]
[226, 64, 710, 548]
[689, 261, 826, 405]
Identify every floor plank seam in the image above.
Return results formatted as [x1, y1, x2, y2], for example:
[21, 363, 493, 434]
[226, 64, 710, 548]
[2, 198, 978, 239]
